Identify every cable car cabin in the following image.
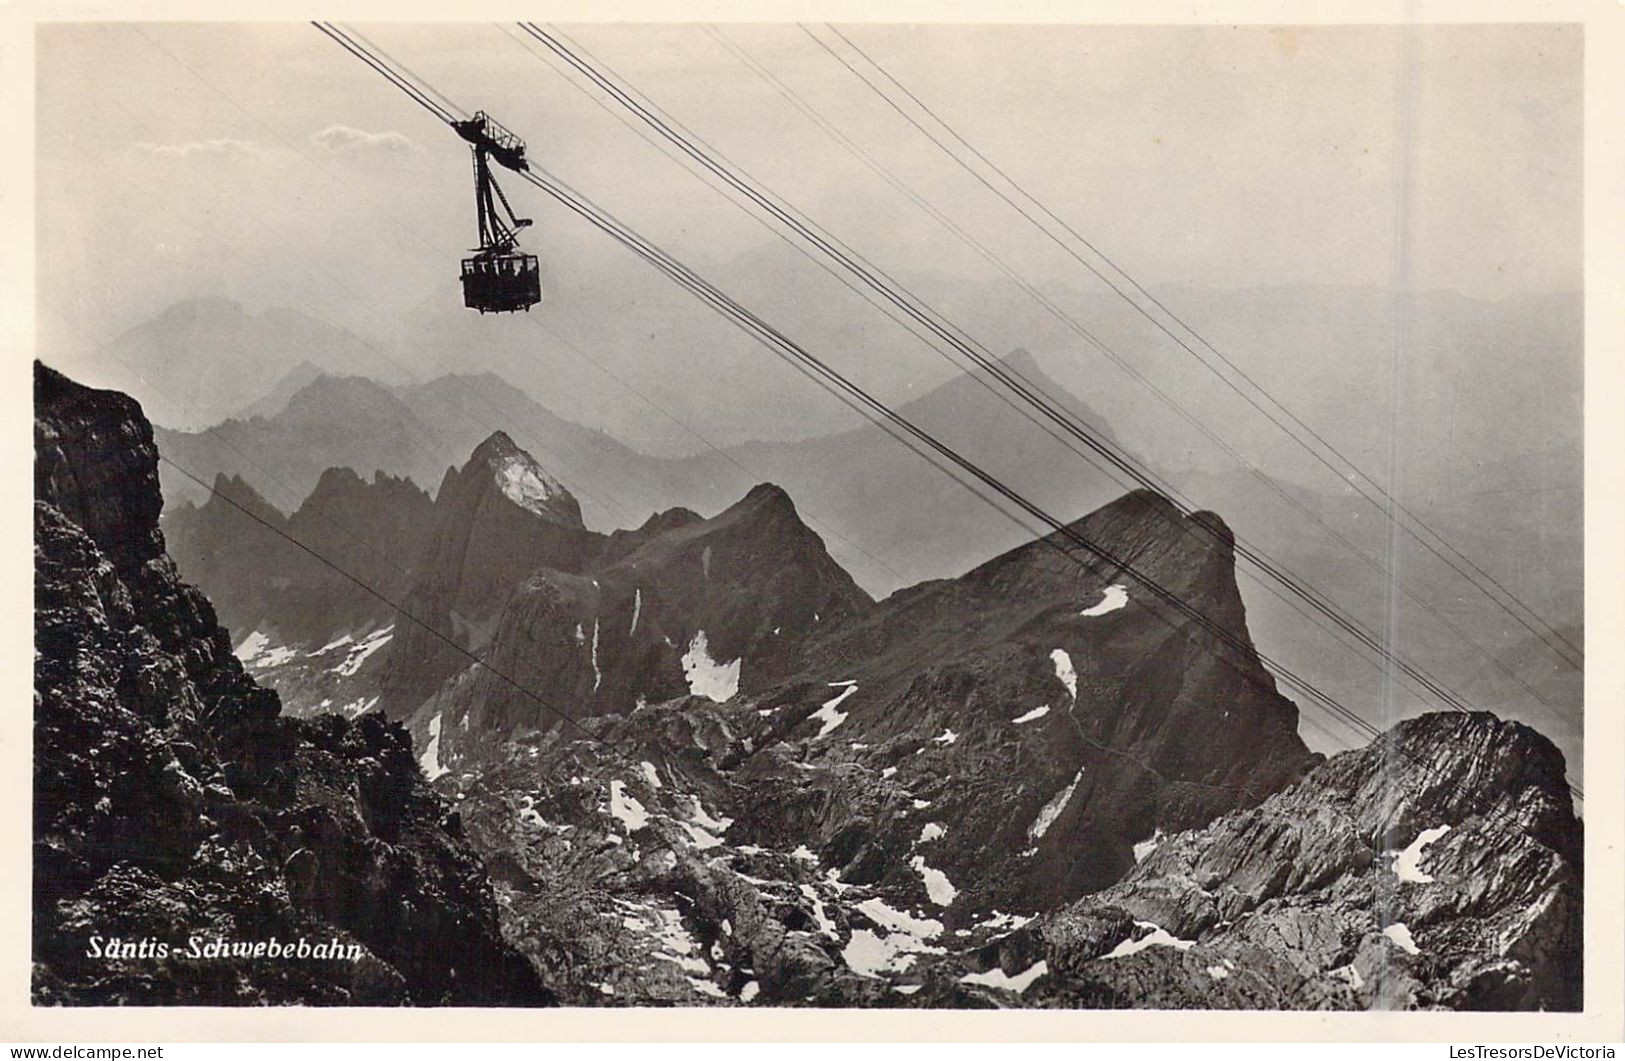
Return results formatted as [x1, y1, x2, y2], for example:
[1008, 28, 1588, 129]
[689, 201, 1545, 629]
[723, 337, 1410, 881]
[461, 253, 541, 313]
[454, 110, 542, 314]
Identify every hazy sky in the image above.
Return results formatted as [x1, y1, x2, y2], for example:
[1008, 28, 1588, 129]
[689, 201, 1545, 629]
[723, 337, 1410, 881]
[35, 21, 1582, 448]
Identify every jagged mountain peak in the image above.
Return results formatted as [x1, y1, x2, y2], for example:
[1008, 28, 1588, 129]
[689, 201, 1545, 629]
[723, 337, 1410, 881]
[205, 471, 280, 512]
[35, 362, 165, 573]
[738, 480, 798, 513]
[468, 428, 526, 462]
[303, 464, 426, 500]
[463, 430, 581, 527]
[637, 506, 704, 534]
[1335, 711, 1576, 845]
[308, 464, 367, 492]
[965, 488, 1238, 604]
[620, 481, 856, 586]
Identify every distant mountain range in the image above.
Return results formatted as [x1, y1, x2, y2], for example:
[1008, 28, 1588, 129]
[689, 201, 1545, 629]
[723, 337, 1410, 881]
[152, 347, 1128, 589]
[157, 350, 1582, 781]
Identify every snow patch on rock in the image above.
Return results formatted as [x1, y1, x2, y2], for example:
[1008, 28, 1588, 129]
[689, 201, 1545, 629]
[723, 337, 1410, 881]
[1384, 922, 1421, 955]
[842, 898, 946, 978]
[1080, 583, 1129, 617]
[492, 451, 567, 516]
[810, 683, 858, 738]
[308, 633, 354, 657]
[857, 897, 943, 939]
[681, 629, 741, 702]
[233, 630, 269, 663]
[977, 910, 1033, 932]
[685, 796, 731, 835]
[908, 855, 958, 906]
[419, 712, 448, 780]
[1050, 649, 1077, 702]
[959, 960, 1049, 993]
[1028, 769, 1083, 841]
[339, 695, 379, 719]
[1133, 829, 1166, 864]
[1012, 704, 1051, 724]
[800, 884, 839, 939]
[1102, 921, 1196, 960]
[1391, 824, 1452, 884]
[590, 618, 602, 692]
[608, 780, 650, 832]
[676, 821, 725, 850]
[330, 625, 394, 677]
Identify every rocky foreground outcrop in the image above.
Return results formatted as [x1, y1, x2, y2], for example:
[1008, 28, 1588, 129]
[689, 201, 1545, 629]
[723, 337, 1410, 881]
[33, 363, 548, 1005]
[441, 702, 1579, 1009]
[973, 711, 1582, 1010]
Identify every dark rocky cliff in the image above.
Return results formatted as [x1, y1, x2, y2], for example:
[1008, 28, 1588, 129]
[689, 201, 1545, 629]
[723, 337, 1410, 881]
[33, 362, 549, 1006]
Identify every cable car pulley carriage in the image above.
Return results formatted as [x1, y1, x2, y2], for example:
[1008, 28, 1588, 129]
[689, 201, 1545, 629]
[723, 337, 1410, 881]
[453, 111, 542, 313]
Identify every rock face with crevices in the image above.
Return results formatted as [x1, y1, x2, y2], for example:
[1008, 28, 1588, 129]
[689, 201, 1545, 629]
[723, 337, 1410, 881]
[988, 712, 1582, 1010]
[33, 363, 549, 1006]
[375, 431, 603, 715]
[420, 480, 875, 764]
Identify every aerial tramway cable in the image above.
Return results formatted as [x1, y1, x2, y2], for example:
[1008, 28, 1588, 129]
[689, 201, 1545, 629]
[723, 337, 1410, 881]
[127, 21, 925, 596]
[810, 22, 1583, 672]
[511, 23, 1564, 730]
[309, 23, 1583, 800]
[697, 23, 1571, 722]
[306, 27, 1466, 745]
[495, 23, 1571, 739]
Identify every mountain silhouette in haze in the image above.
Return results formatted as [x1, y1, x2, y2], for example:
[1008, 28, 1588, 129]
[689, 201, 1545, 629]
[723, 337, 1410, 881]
[103, 297, 409, 430]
